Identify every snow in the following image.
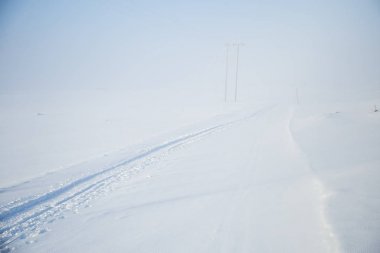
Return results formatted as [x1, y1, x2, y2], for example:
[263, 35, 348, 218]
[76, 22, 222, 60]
[1, 0, 380, 251]
[291, 98, 380, 252]
[0, 89, 241, 187]
[1, 91, 379, 252]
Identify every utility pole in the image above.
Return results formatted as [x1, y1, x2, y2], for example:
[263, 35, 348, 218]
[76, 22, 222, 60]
[233, 43, 243, 103]
[224, 44, 230, 103]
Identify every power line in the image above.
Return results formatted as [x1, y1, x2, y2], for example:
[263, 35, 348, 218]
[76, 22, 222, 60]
[224, 44, 230, 103]
[233, 43, 244, 103]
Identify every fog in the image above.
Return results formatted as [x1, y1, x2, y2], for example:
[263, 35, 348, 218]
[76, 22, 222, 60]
[1, 0, 379, 102]
[1, 2, 380, 252]
[1, 0, 380, 184]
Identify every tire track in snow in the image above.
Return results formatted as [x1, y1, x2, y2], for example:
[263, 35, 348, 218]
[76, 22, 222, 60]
[0, 106, 273, 251]
[208, 107, 271, 253]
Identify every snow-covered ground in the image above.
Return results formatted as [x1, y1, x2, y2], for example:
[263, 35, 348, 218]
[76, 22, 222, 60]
[1, 0, 379, 251]
[291, 97, 380, 252]
[1, 90, 379, 252]
[0, 89, 240, 187]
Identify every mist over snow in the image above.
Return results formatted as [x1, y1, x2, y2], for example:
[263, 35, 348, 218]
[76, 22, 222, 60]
[1, 0, 379, 94]
[0, 0, 379, 252]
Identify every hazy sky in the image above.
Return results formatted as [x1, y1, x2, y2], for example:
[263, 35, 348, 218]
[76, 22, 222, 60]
[0, 0, 379, 95]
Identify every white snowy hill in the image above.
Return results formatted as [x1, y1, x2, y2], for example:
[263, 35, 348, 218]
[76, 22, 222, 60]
[1, 89, 379, 253]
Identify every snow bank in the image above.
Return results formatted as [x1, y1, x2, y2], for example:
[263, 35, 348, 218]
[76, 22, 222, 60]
[291, 98, 380, 252]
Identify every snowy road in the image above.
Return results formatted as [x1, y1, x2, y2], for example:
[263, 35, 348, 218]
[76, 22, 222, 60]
[1, 106, 339, 252]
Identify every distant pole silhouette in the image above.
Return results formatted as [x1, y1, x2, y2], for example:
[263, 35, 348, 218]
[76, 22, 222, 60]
[233, 43, 243, 103]
[224, 44, 230, 103]
[296, 87, 299, 105]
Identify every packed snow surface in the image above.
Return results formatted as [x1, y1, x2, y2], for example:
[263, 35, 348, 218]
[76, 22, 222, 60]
[1, 93, 379, 253]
